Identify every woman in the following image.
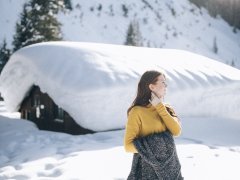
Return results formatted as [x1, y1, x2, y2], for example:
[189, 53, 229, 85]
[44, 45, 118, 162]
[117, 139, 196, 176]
[124, 70, 183, 180]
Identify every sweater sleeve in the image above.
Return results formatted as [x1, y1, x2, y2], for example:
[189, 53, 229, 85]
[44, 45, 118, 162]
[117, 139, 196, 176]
[155, 103, 182, 136]
[124, 108, 141, 153]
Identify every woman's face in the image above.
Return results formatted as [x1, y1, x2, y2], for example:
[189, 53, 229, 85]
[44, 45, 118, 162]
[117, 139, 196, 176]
[149, 75, 167, 98]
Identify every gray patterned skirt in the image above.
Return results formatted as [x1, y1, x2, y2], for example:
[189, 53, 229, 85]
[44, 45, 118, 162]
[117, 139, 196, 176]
[127, 131, 183, 180]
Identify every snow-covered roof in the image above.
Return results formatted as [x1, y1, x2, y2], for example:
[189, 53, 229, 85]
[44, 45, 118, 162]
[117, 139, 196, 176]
[0, 41, 240, 131]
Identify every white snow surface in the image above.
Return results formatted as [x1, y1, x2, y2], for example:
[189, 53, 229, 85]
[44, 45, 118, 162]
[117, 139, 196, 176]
[0, 101, 240, 180]
[0, 41, 240, 131]
[1, 0, 240, 68]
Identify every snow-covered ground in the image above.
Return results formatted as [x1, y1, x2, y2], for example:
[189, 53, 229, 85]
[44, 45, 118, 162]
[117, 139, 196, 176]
[1, 100, 240, 180]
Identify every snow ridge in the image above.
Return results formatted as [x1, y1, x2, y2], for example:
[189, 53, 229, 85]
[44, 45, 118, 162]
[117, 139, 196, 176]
[0, 41, 240, 131]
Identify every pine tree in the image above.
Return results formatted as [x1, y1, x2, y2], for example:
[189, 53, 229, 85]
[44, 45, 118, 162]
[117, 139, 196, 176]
[231, 59, 235, 67]
[12, 3, 34, 52]
[29, 0, 63, 41]
[213, 36, 218, 54]
[12, 0, 65, 52]
[64, 0, 73, 10]
[125, 20, 142, 46]
[0, 39, 11, 73]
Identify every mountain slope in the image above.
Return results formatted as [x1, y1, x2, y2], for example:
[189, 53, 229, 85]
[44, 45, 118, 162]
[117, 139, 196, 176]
[0, 0, 240, 68]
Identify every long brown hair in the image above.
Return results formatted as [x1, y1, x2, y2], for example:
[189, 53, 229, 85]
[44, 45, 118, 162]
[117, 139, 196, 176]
[127, 70, 165, 114]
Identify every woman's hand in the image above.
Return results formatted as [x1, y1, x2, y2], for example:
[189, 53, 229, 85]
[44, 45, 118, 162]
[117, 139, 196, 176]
[149, 92, 163, 106]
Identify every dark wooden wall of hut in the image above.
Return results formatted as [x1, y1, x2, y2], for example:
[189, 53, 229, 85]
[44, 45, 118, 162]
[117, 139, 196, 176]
[19, 85, 93, 135]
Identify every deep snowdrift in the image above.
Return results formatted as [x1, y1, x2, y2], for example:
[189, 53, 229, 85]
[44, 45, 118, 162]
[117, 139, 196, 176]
[0, 42, 240, 131]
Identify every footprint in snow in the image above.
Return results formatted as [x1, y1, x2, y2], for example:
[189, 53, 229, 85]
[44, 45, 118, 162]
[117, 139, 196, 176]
[45, 163, 55, 170]
[11, 175, 28, 180]
[38, 168, 63, 177]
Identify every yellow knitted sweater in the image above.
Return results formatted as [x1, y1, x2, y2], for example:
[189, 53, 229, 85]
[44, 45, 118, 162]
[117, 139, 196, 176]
[124, 102, 181, 153]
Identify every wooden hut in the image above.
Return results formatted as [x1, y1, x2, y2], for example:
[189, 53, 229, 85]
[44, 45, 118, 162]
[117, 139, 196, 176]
[19, 85, 93, 135]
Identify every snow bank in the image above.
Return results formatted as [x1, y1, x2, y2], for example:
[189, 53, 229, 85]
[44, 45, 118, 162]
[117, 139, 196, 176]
[0, 42, 240, 131]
